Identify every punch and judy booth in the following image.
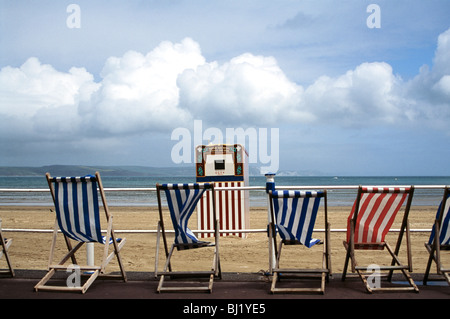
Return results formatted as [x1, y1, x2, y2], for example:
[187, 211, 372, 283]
[196, 144, 250, 238]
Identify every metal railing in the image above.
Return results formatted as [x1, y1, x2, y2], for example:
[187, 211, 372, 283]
[1, 184, 447, 234]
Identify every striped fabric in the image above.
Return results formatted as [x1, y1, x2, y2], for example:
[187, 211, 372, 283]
[51, 176, 103, 243]
[428, 190, 450, 246]
[271, 190, 324, 248]
[347, 187, 410, 244]
[198, 181, 248, 238]
[161, 183, 211, 246]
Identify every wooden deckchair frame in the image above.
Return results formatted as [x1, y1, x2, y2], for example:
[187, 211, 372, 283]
[0, 219, 14, 277]
[423, 186, 450, 286]
[268, 190, 332, 294]
[342, 186, 418, 293]
[34, 172, 127, 294]
[154, 183, 221, 293]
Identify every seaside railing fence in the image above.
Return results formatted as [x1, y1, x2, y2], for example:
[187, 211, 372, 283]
[0, 184, 448, 234]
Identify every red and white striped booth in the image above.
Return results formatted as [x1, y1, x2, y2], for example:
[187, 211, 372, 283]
[196, 144, 249, 238]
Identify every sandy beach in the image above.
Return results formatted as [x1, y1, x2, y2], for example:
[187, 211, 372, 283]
[0, 205, 445, 275]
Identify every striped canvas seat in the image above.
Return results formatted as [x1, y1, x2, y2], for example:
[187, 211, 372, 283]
[271, 190, 324, 247]
[34, 172, 127, 294]
[424, 187, 450, 285]
[342, 186, 418, 293]
[155, 183, 221, 293]
[346, 187, 410, 248]
[268, 188, 331, 294]
[428, 188, 450, 247]
[51, 176, 104, 243]
[160, 183, 212, 249]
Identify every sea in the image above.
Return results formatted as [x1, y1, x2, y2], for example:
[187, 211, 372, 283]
[0, 175, 449, 207]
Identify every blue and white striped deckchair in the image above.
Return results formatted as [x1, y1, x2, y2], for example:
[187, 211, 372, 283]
[268, 189, 331, 294]
[155, 183, 221, 293]
[34, 172, 127, 294]
[424, 186, 450, 285]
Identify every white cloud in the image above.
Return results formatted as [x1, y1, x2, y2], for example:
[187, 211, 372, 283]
[1, 28, 450, 147]
[177, 52, 308, 126]
[401, 28, 450, 128]
[0, 57, 98, 116]
[434, 75, 450, 97]
[0, 57, 99, 140]
[301, 62, 412, 126]
[431, 29, 450, 103]
[83, 38, 204, 134]
[434, 28, 450, 76]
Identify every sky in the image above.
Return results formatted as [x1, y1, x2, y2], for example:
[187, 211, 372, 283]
[1, 0, 450, 176]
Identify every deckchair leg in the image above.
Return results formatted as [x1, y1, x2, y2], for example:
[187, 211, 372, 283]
[323, 235, 331, 282]
[35, 268, 101, 294]
[104, 237, 127, 281]
[342, 241, 353, 281]
[443, 272, 450, 285]
[270, 241, 282, 293]
[350, 243, 418, 293]
[320, 240, 328, 293]
[343, 241, 418, 293]
[326, 222, 332, 278]
[34, 268, 56, 291]
[423, 243, 434, 285]
[271, 241, 329, 294]
[36, 232, 127, 293]
[0, 237, 14, 277]
[157, 274, 165, 293]
[157, 244, 175, 293]
[80, 270, 100, 293]
[212, 245, 222, 279]
[157, 243, 219, 293]
[213, 219, 222, 280]
[270, 241, 283, 293]
[385, 242, 419, 292]
[423, 242, 450, 285]
[342, 219, 357, 282]
[270, 271, 279, 292]
[154, 222, 161, 278]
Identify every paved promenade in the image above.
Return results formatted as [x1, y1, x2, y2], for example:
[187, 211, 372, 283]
[1, 270, 448, 300]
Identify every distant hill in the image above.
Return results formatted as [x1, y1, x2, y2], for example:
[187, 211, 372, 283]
[0, 165, 195, 177]
[0, 165, 323, 177]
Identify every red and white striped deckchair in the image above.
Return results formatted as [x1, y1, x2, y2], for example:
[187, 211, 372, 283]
[342, 186, 419, 293]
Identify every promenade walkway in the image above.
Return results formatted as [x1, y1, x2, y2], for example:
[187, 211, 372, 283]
[1, 270, 448, 299]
